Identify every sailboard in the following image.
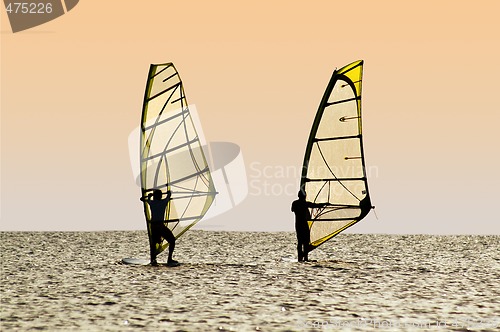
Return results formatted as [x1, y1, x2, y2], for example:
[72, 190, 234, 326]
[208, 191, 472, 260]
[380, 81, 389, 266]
[301, 60, 373, 251]
[122, 257, 152, 266]
[122, 257, 180, 267]
[126, 63, 216, 265]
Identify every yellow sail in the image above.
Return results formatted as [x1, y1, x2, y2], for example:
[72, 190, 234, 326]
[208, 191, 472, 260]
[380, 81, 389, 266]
[301, 60, 373, 249]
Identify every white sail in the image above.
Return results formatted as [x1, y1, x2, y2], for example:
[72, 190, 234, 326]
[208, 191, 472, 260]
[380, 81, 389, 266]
[140, 63, 216, 255]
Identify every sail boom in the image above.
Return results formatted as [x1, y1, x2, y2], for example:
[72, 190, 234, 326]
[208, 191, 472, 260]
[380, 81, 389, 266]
[305, 177, 366, 182]
[164, 215, 208, 222]
[170, 192, 218, 200]
[312, 217, 361, 222]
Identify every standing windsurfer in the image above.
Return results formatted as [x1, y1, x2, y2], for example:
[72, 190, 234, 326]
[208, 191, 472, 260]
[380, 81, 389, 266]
[291, 189, 327, 262]
[140, 189, 178, 266]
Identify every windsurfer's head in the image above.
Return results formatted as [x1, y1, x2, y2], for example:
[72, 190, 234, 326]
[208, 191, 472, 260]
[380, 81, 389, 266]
[298, 189, 306, 199]
[153, 189, 163, 200]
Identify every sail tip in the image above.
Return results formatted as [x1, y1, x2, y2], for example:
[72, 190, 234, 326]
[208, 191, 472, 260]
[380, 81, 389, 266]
[353, 59, 364, 66]
[150, 62, 174, 68]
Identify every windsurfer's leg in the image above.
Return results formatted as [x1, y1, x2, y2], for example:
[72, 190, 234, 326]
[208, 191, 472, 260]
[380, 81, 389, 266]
[303, 232, 311, 261]
[299, 241, 309, 262]
[149, 241, 157, 265]
[168, 242, 175, 262]
[296, 229, 304, 262]
[296, 223, 310, 262]
[303, 241, 311, 262]
[150, 223, 161, 265]
[164, 228, 176, 263]
[297, 243, 303, 262]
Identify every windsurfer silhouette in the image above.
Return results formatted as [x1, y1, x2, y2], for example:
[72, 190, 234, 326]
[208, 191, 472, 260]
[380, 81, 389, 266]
[291, 189, 328, 262]
[140, 189, 178, 266]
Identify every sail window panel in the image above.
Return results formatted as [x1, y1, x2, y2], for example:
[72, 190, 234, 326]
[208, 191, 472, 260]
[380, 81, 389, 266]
[165, 145, 204, 183]
[304, 180, 366, 206]
[178, 196, 207, 221]
[200, 194, 216, 217]
[149, 65, 181, 98]
[318, 207, 361, 220]
[142, 139, 186, 166]
[143, 158, 169, 188]
[331, 180, 367, 204]
[169, 184, 210, 229]
[327, 78, 356, 104]
[171, 176, 205, 200]
[168, 201, 180, 221]
[183, 115, 200, 144]
[144, 123, 182, 157]
[170, 195, 191, 220]
[316, 100, 359, 139]
[194, 169, 213, 192]
[169, 169, 212, 198]
[189, 145, 211, 187]
[303, 181, 329, 203]
[310, 220, 352, 244]
[145, 89, 185, 123]
[307, 141, 363, 179]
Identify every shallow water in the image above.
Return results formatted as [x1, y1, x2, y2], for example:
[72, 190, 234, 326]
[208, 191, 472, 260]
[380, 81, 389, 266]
[1, 231, 499, 331]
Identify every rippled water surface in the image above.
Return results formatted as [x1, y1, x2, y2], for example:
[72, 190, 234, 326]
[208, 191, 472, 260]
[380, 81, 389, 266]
[1, 231, 499, 331]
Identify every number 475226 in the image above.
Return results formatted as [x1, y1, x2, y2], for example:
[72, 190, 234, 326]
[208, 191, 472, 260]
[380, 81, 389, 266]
[5, 2, 53, 14]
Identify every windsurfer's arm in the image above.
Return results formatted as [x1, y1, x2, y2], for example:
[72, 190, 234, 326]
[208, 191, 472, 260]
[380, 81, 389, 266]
[307, 201, 328, 209]
[140, 193, 153, 202]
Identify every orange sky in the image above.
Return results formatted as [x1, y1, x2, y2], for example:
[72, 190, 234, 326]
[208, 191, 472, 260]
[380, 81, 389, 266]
[1, 1, 499, 233]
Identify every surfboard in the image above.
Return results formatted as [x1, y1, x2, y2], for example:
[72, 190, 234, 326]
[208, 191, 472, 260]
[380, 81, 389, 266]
[281, 256, 319, 263]
[281, 256, 298, 262]
[122, 257, 150, 265]
[121, 258, 180, 267]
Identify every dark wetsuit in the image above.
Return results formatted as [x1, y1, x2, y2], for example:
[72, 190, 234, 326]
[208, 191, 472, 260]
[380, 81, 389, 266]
[291, 199, 312, 244]
[145, 197, 175, 263]
[292, 198, 324, 261]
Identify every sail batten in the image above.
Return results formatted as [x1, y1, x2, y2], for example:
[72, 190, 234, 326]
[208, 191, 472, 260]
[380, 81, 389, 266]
[151, 63, 173, 78]
[325, 95, 361, 106]
[162, 72, 178, 83]
[143, 137, 200, 161]
[314, 135, 361, 142]
[301, 60, 372, 250]
[143, 109, 189, 131]
[146, 82, 181, 102]
[140, 63, 216, 257]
